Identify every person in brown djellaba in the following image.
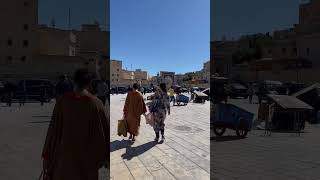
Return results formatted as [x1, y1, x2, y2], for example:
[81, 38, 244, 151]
[123, 83, 147, 142]
[41, 68, 110, 180]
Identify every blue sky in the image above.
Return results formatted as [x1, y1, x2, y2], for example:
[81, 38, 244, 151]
[212, 0, 301, 41]
[38, 0, 109, 30]
[111, 0, 210, 76]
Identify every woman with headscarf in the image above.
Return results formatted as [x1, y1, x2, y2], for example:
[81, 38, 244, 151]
[149, 83, 170, 141]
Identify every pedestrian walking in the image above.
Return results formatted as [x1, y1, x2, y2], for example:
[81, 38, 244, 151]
[55, 74, 74, 100]
[4, 82, 15, 106]
[123, 83, 147, 142]
[168, 86, 175, 105]
[41, 68, 109, 180]
[97, 80, 108, 106]
[143, 87, 147, 95]
[248, 83, 254, 104]
[19, 84, 26, 106]
[149, 83, 170, 141]
[40, 83, 46, 106]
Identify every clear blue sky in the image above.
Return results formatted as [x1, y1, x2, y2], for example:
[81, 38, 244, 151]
[38, 0, 109, 30]
[111, 0, 210, 76]
[212, 0, 301, 41]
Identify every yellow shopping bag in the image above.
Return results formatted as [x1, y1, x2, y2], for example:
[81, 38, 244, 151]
[117, 119, 128, 137]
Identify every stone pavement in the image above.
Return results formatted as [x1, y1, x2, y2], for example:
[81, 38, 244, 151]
[212, 98, 320, 180]
[110, 93, 210, 180]
[0, 101, 109, 180]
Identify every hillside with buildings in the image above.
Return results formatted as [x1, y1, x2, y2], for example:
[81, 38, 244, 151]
[111, 59, 209, 88]
[212, 0, 320, 84]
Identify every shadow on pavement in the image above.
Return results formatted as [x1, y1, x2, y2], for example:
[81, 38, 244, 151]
[211, 135, 245, 142]
[121, 141, 158, 160]
[110, 139, 133, 153]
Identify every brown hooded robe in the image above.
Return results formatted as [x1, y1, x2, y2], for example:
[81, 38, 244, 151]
[123, 90, 147, 136]
[42, 92, 109, 180]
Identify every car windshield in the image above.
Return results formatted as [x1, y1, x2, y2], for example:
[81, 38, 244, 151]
[231, 83, 246, 89]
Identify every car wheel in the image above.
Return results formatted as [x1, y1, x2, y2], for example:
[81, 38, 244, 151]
[213, 127, 226, 136]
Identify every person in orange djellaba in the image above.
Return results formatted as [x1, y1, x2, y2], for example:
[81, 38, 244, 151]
[123, 83, 147, 142]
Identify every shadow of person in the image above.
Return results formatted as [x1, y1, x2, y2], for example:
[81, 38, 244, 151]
[121, 141, 158, 160]
[110, 139, 133, 153]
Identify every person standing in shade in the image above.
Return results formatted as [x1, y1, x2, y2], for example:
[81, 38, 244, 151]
[41, 69, 109, 180]
[123, 83, 147, 142]
[248, 83, 255, 104]
[150, 83, 170, 141]
[97, 79, 108, 106]
[55, 74, 74, 100]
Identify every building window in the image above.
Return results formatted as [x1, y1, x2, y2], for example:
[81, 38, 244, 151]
[117, 74, 119, 76]
[112, 74, 114, 76]
[112, 79, 114, 81]
[268, 49, 272, 55]
[117, 68, 120, 71]
[21, 56, 26, 62]
[307, 48, 310, 56]
[23, 24, 29, 31]
[23, 40, 29, 47]
[6, 56, 13, 64]
[7, 39, 13, 47]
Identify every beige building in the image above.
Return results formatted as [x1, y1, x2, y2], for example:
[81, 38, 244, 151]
[0, 0, 38, 80]
[0, 0, 109, 81]
[110, 60, 122, 86]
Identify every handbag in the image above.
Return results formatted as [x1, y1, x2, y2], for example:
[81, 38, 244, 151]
[117, 118, 128, 137]
[145, 113, 154, 127]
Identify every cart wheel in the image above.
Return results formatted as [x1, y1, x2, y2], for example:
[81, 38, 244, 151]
[213, 127, 226, 136]
[236, 129, 248, 138]
[177, 102, 181, 106]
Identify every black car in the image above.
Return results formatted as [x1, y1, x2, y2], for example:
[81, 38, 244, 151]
[143, 87, 152, 93]
[117, 87, 127, 94]
[229, 83, 248, 99]
[16, 79, 54, 102]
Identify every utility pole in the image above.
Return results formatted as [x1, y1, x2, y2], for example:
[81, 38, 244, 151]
[68, 8, 71, 30]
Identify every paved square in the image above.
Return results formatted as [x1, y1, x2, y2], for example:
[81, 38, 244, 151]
[212, 98, 320, 180]
[0, 101, 109, 179]
[110, 93, 210, 180]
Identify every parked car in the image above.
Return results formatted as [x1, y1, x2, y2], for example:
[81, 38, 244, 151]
[191, 87, 199, 93]
[229, 83, 248, 99]
[181, 88, 189, 93]
[117, 87, 127, 94]
[143, 87, 152, 93]
[16, 79, 54, 102]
